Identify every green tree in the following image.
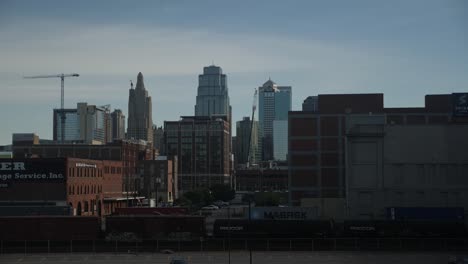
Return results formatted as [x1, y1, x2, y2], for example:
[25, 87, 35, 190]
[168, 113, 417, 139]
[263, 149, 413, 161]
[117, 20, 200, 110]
[182, 188, 214, 209]
[210, 184, 235, 202]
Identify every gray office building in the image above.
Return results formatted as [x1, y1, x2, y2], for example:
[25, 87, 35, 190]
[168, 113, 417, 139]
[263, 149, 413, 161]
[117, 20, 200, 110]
[111, 109, 126, 141]
[302, 96, 318, 112]
[258, 79, 291, 161]
[53, 103, 108, 144]
[194, 65, 231, 118]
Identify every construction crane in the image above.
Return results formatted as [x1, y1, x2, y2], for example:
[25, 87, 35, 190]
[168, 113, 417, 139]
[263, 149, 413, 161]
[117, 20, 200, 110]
[246, 88, 258, 168]
[24, 73, 80, 143]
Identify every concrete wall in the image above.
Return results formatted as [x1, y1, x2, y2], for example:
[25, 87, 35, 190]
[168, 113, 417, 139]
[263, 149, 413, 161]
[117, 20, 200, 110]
[346, 124, 468, 220]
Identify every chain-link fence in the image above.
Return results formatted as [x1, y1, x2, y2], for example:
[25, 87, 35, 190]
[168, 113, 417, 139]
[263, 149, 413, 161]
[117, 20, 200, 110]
[1, 238, 467, 254]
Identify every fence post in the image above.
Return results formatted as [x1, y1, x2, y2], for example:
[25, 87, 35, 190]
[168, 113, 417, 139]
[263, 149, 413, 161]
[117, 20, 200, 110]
[156, 240, 159, 252]
[289, 239, 292, 251]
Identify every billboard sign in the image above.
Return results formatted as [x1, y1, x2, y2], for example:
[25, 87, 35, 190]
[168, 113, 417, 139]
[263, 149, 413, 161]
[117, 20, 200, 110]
[250, 207, 318, 220]
[453, 93, 468, 116]
[0, 158, 66, 190]
[0, 158, 67, 201]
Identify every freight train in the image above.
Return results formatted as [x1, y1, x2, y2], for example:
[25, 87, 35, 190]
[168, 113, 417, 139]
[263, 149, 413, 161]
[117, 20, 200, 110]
[212, 219, 467, 239]
[0, 215, 466, 241]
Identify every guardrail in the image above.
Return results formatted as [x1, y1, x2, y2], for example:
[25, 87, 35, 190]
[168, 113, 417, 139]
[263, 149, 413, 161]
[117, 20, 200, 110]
[1, 238, 467, 254]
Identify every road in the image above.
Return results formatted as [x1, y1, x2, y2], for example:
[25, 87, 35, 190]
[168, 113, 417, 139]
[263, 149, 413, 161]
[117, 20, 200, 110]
[0, 251, 462, 264]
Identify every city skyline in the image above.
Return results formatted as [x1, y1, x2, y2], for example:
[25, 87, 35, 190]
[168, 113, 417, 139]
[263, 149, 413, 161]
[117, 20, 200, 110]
[1, 0, 467, 145]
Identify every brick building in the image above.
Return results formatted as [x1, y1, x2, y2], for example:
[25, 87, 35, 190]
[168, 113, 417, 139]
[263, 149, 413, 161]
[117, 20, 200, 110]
[12, 139, 154, 203]
[0, 157, 124, 216]
[163, 116, 231, 193]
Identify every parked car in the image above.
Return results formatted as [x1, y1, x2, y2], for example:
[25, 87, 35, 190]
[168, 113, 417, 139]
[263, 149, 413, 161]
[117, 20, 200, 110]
[213, 200, 229, 207]
[201, 205, 219, 210]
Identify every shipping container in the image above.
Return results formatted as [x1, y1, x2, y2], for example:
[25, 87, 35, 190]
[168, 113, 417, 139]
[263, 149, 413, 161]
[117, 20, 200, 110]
[386, 207, 465, 221]
[343, 220, 467, 238]
[213, 219, 333, 238]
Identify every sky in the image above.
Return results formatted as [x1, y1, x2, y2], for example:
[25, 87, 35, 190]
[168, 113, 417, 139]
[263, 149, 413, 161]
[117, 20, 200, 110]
[0, 0, 467, 145]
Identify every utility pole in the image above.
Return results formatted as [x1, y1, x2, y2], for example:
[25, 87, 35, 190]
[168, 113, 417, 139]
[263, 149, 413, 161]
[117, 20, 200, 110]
[24, 73, 80, 143]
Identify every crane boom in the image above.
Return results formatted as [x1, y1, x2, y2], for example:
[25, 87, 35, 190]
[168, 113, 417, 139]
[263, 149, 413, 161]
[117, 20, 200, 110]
[23, 73, 80, 143]
[24, 73, 79, 79]
[246, 88, 258, 167]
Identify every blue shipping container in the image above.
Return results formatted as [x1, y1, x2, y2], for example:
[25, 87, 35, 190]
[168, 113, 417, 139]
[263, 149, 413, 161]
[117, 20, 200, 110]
[386, 207, 465, 221]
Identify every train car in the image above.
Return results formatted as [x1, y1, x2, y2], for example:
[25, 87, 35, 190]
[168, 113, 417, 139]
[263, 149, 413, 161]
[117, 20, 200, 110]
[386, 207, 465, 221]
[0, 216, 100, 241]
[343, 220, 467, 238]
[105, 215, 205, 240]
[113, 207, 189, 216]
[213, 219, 333, 238]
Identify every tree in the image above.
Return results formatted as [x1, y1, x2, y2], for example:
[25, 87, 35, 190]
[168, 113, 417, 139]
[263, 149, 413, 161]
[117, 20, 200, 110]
[182, 188, 214, 209]
[210, 184, 235, 202]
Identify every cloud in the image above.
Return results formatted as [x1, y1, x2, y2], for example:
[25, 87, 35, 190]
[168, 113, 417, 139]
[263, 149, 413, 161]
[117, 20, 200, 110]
[1, 16, 467, 145]
[0, 19, 387, 77]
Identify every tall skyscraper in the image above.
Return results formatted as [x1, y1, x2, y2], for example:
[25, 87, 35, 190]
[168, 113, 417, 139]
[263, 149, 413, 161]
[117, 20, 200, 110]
[127, 72, 154, 143]
[235, 117, 260, 165]
[194, 65, 230, 118]
[273, 120, 288, 161]
[258, 79, 291, 161]
[111, 109, 126, 141]
[53, 102, 109, 144]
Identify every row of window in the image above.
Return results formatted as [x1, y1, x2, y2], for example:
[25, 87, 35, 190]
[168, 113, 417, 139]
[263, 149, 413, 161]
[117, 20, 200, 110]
[104, 166, 122, 174]
[68, 184, 102, 195]
[68, 167, 103, 178]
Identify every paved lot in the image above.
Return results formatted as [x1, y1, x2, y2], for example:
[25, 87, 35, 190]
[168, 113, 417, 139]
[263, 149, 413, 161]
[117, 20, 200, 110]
[0, 251, 464, 264]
